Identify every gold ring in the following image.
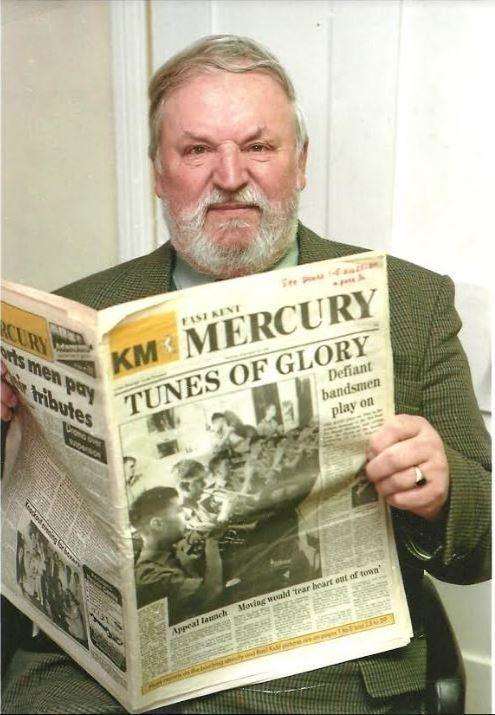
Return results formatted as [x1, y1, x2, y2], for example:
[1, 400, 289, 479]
[414, 466, 427, 487]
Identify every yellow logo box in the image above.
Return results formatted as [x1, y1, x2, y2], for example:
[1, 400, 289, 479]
[109, 311, 179, 378]
[1, 302, 53, 361]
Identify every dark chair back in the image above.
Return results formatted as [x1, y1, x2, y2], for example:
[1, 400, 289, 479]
[423, 575, 466, 714]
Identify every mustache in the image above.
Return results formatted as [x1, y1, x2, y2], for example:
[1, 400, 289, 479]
[181, 187, 271, 224]
[207, 187, 267, 209]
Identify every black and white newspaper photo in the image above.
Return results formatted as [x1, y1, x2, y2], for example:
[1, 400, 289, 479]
[120, 376, 322, 624]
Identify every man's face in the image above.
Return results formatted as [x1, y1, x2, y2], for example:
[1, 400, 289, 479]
[212, 416, 226, 436]
[265, 404, 277, 420]
[154, 499, 185, 545]
[154, 70, 307, 279]
[179, 475, 204, 503]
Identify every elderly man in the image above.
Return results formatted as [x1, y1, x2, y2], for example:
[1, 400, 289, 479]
[1, 34, 490, 715]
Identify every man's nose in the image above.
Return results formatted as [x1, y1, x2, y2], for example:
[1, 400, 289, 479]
[212, 144, 248, 193]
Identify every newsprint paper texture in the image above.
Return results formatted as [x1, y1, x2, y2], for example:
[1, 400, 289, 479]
[1, 252, 413, 712]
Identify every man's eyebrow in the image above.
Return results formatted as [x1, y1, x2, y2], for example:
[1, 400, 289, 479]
[181, 127, 268, 144]
[241, 127, 267, 143]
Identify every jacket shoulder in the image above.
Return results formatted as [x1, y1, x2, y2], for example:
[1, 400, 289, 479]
[54, 243, 173, 310]
[386, 253, 450, 293]
[299, 223, 450, 295]
[384, 254, 455, 343]
[298, 223, 368, 263]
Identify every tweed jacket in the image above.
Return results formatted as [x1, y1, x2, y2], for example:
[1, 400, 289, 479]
[53, 223, 491, 700]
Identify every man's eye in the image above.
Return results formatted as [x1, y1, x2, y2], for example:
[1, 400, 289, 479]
[247, 143, 267, 152]
[186, 145, 209, 156]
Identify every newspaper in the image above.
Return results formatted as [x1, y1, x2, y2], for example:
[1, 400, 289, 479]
[1, 251, 413, 712]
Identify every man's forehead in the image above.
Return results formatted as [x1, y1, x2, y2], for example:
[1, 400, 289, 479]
[180, 125, 267, 143]
[160, 71, 294, 135]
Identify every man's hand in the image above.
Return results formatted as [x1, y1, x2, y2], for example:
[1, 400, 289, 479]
[1, 361, 19, 422]
[365, 414, 449, 521]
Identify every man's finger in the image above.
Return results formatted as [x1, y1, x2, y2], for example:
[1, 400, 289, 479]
[1, 360, 20, 420]
[1, 403, 13, 421]
[1, 388, 18, 420]
[387, 487, 432, 511]
[367, 414, 427, 457]
[373, 464, 430, 497]
[366, 438, 433, 481]
[1, 379, 18, 407]
[386, 480, 447, 520]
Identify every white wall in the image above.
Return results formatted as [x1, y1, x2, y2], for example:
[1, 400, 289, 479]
[390, 1, 492, 426]
[390, 1, 494, 289]
[2, 0, 118, 292]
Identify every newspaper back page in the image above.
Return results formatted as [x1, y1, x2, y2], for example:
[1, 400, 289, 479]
[1, 287, 134, 708]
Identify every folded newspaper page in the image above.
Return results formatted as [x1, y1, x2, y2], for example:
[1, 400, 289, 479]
[1, 251, 413, 712]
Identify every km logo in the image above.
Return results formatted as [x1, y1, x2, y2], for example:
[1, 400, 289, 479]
[111, 336, 176, 375]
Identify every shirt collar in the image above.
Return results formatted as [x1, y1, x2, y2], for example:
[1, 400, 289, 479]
[173, 238, 299, 290]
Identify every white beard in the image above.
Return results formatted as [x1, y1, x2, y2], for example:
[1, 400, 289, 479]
[161, 185, 299, 278]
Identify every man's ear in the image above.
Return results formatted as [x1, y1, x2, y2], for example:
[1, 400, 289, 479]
[154, 163, 165, 200]
[149, 516, 164, 532]
[296, 140, 308, 192]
